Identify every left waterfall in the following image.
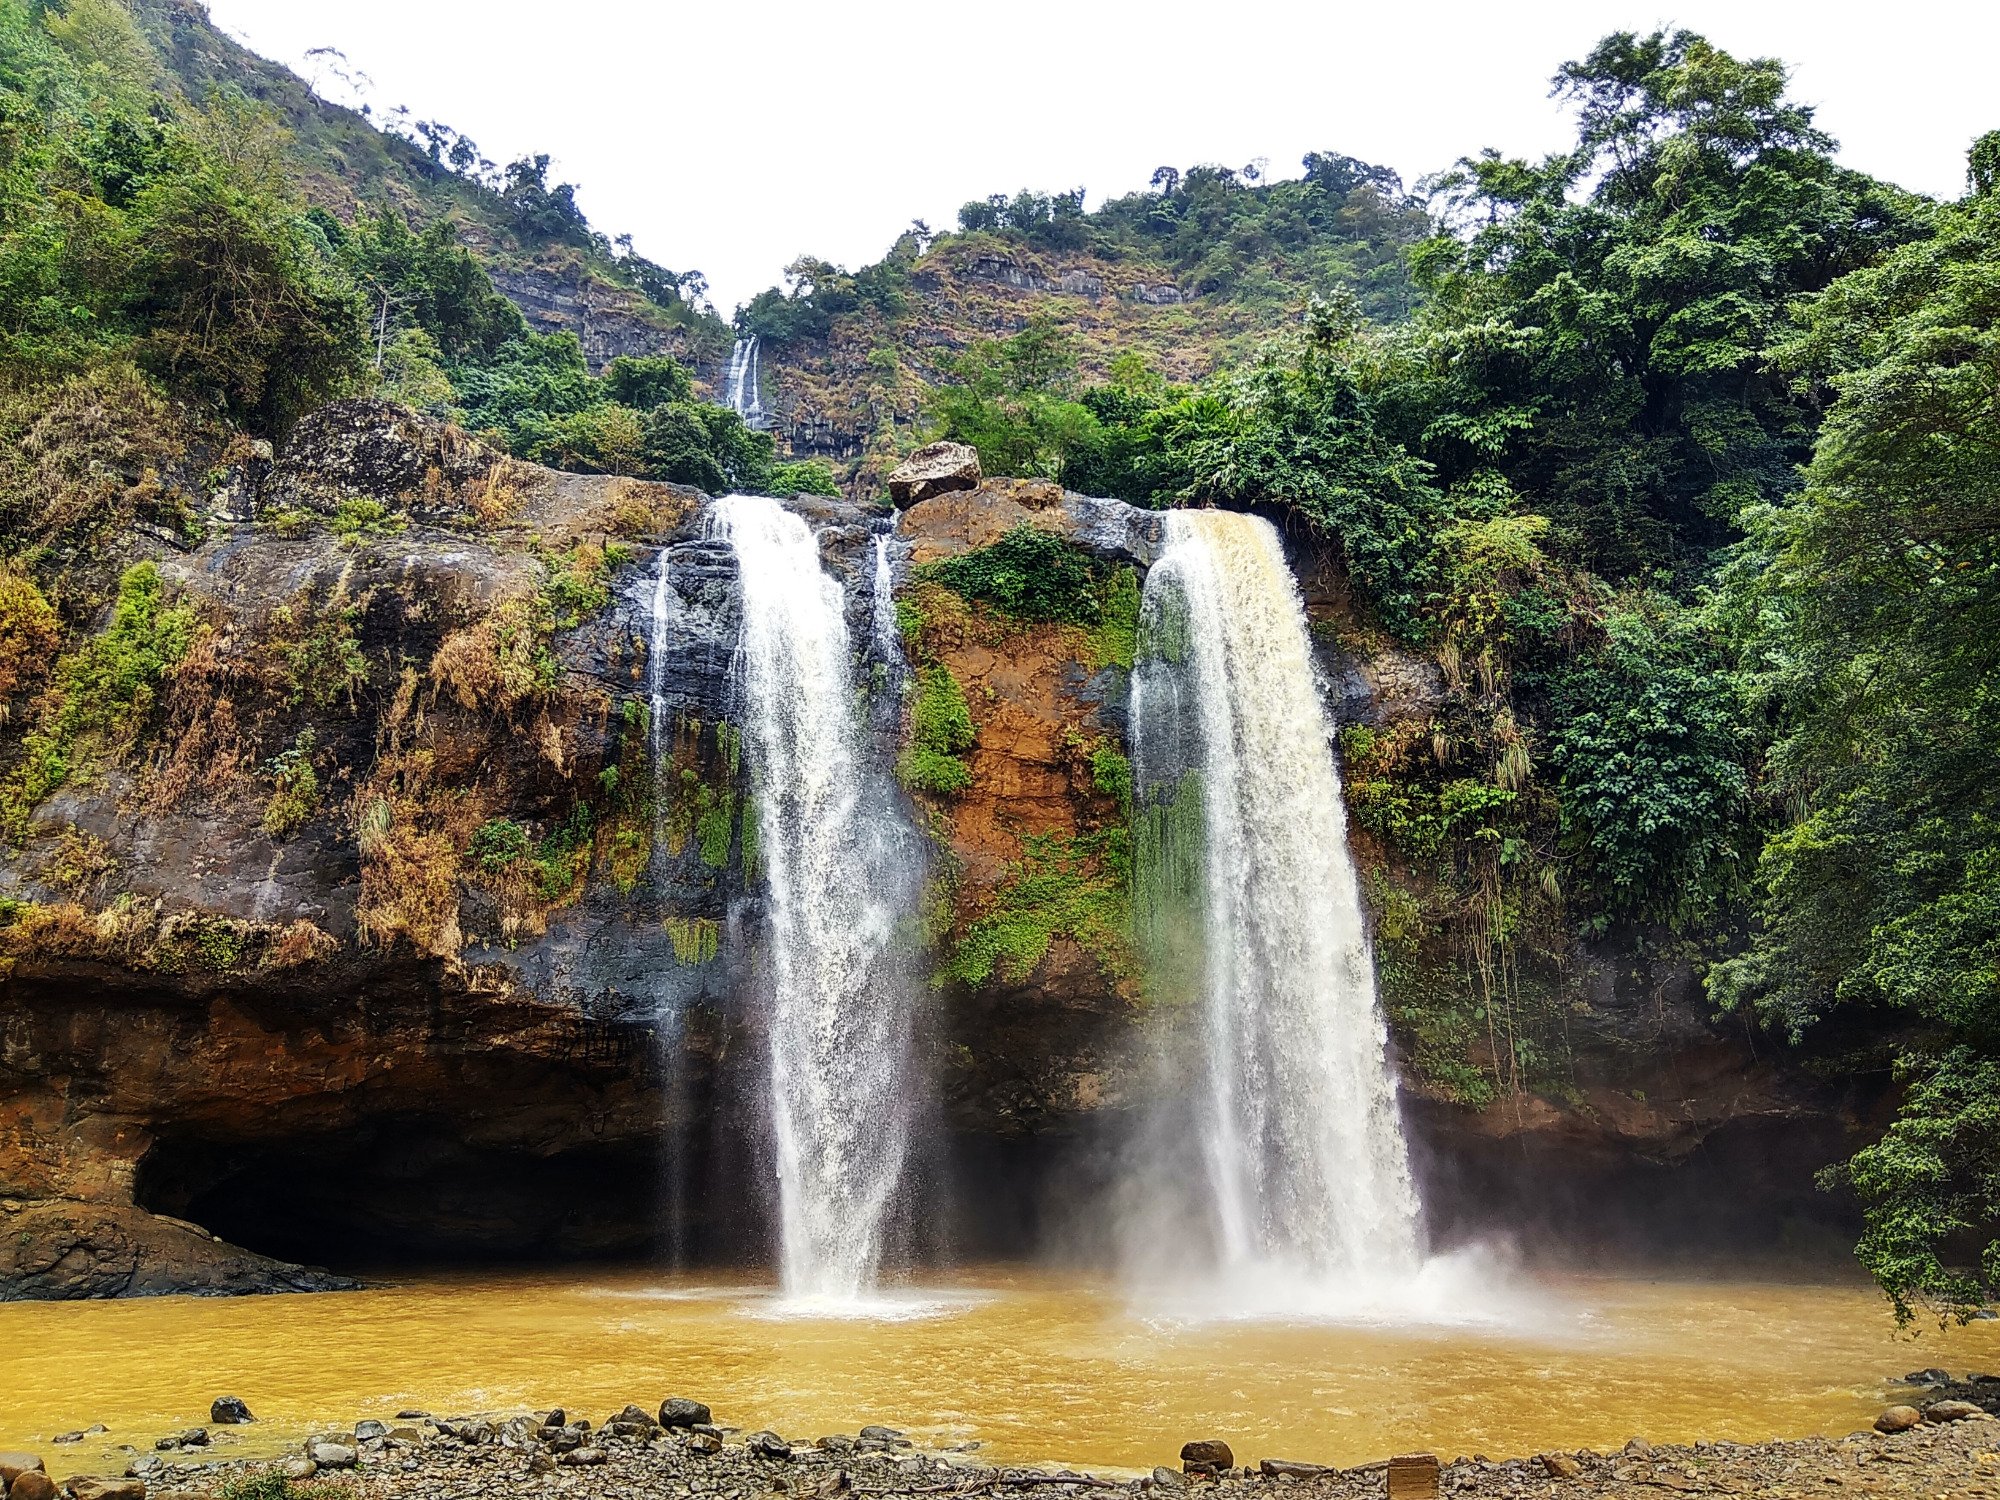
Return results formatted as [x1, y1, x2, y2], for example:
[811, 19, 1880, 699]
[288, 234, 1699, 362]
[710, 492, 918, 1301]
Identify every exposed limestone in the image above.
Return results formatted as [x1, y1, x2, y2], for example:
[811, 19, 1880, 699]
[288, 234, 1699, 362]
[889, 442, 982, 506]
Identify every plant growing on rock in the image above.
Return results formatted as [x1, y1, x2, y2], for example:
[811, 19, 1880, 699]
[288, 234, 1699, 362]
[0, 561, 201, 841]
[899, 666, 975, 797]
[259, 731, 321, 839]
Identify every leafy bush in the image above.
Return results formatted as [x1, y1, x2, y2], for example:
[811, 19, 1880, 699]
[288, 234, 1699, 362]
[899, 665, 975, 796]
[941, 831, 1131, 987]
[1547, 607, 1751, 928]
[922, 526, 1106, 626]
[1, 561, 199, 840]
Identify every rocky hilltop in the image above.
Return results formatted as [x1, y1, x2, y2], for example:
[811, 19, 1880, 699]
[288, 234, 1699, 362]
[0, 405, 1860, 1298]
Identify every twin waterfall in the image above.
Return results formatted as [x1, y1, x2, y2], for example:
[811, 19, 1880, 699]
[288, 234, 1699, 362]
[710, 495, 916, 1302]
[1134, 511, 1423, 1289]
[701, 495, 1422, 1306]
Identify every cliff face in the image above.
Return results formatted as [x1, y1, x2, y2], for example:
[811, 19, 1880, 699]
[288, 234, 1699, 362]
[752, 239, 1282, 496]
[0, 406, 1862, 1297]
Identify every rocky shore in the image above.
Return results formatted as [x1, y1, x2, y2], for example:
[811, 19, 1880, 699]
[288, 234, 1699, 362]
[7, 1391, 2000, 1500]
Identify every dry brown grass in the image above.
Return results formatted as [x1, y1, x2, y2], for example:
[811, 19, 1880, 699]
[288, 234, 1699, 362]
[0, 363, 205, 573]
[545, 475, 695, 547]
[265, 918, 341, 969]
[466, 456, 535, 527]
[146, 626, 253, 809]
[0, 567, 60, 718]
[351, 748, 485, 959]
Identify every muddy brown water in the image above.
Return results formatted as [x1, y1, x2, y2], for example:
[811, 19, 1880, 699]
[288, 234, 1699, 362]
[3, 1267, 1994, 1480]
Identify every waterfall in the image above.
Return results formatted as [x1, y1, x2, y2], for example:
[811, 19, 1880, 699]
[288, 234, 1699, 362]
[723, 335, 766, 428]
[1131, 509, 1424, 1293]
[870, 532, 900, 662]
[709, 493, 917, 1301]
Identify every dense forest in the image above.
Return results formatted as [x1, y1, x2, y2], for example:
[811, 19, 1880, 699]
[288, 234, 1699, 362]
[0, 1, 1996, 1322]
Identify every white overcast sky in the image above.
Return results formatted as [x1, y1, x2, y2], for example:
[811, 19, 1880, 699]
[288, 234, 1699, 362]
[202, 0, 1996, 316]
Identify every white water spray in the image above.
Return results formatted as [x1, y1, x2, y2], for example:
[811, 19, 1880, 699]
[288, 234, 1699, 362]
[723, 336, 766, 427]
[1132, 509, 1424, 1298]
[709, 493, 916, 1302]
[870, 532, 899, 662]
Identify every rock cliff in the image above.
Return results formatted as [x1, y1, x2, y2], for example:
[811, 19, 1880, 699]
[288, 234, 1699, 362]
[0, 405, 1862, 1297]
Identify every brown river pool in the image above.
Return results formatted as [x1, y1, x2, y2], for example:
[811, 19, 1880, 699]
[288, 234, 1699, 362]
[4, 1264, 1995, 1480]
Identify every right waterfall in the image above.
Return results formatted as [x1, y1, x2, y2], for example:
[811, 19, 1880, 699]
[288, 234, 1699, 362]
[1132, 508, 1425, 1288]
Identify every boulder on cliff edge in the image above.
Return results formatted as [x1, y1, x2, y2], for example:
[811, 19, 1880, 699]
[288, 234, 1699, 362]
[888, 442, 981, 506]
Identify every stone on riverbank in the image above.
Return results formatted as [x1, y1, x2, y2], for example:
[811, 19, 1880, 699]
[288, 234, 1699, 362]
[1923, 1400, 1984, 1422]
[1542, 1453, 1583, 1479]
[209, 1399, 253, 1426]
[747, 1431, 794, 1460]
[1260, 1459, 1329, 1478]
[659, 1398, 711, 1429]
[1876, 1406, 1923, 1433]
[7, 1472, 56, 1500]
[1180, 1440, 1233, 1475]
[66, 1477, 145, 1500]
[307, 1444, 356, 1470]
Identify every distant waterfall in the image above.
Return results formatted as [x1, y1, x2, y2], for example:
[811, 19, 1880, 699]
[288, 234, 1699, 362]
[1131, 509, 1423, 1290]
[710, 493, 917, 1301]
[723, 335, 766, 427]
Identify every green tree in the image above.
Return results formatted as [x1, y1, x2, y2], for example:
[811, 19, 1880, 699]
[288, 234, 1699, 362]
[1711, 149, 2000, 1322]
[1383, 30, 1926, 580]
[927, 316, 1102, 479]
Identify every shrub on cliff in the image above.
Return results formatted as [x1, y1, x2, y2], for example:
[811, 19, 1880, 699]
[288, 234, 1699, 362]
[0, 561, 201, 841]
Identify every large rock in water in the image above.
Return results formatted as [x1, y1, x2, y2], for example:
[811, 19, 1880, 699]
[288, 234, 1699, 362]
[0, 1202, 354, 1300]
[888, 441, 981, 506]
